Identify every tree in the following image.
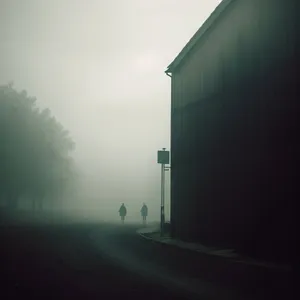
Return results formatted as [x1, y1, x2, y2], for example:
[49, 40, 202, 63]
[0, 83, 77, 211]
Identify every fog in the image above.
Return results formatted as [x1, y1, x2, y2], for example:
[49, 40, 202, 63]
[0, 0, 221, 223]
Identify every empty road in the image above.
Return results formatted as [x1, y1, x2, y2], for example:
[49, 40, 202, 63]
[0, 219, 292, 299]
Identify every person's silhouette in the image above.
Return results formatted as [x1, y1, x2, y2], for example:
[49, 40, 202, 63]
[141, 203, 148, 226]
[119, 203, 127, 224]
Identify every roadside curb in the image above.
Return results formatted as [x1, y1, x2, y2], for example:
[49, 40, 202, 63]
[136, 228, 158, 241]
[136, 227, 292, 273]
[136, 227, 293, 298]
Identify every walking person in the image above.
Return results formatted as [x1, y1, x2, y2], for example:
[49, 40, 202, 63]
[119, 203, 127, 224]
[141, 203, 148, 226]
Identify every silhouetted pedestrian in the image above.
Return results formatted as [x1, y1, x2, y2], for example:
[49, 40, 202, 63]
[141, 203, 148, 226]
[119, 203, 127, 224]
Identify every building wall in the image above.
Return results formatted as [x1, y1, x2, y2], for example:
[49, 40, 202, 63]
[171, 0, 298, 262]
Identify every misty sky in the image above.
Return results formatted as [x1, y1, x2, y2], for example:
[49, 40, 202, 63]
[1, 0, 221, 220]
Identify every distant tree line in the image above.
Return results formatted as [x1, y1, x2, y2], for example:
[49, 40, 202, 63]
[0, 83, 77, 211]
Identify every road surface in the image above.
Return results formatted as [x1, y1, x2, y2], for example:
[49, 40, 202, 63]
[0, 221, 292, 299]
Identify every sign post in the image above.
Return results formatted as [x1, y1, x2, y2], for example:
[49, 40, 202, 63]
[157, 148, 170, 236]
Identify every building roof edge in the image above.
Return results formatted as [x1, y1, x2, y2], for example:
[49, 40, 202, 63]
[166, 0, 235, 73]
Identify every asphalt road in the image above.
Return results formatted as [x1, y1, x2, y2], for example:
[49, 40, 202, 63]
[0, 221, 293, 300]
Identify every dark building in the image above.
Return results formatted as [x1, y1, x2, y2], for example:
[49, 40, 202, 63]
[166, 0, 298, 263]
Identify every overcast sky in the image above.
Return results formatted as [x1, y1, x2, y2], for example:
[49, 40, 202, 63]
[0, 0, 221, 219]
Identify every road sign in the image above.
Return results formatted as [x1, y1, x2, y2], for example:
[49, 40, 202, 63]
[157, 150, 169, 164]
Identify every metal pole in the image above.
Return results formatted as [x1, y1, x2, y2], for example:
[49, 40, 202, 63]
[161, 163, 165, 236]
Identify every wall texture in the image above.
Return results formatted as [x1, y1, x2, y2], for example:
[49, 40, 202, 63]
[170, 0, 298, 263]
